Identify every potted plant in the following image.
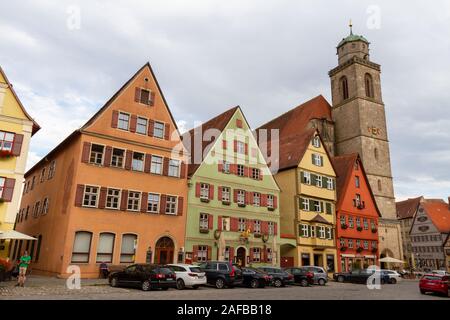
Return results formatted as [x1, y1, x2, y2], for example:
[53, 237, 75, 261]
[221, 200, 231, 206]
[0, 150, 14, 159]
[254, 232, 262, 238]
[200, 197, 210, 203]
[267, 206, 275, 212]
[371, 227, 377, 233]
[340, 246, 347, 252]
[238, 203, 246, 208]
[356, 247, 363, 253]
[341, 223, 348, 229]
[356, 226, 363, 232]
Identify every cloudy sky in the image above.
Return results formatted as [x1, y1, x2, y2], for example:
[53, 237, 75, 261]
[1, 0, 450, 201]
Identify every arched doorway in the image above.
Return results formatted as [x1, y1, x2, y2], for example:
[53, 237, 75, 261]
[236, 247, 246, 267]
[155, 237, 175, 264]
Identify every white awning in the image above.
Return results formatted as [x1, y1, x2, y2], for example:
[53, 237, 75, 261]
[379, 256, 404, 263]
[0, 230, 37, 240]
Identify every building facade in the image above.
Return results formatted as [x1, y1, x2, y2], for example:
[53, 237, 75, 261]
[14, 63, 188, 278]
[332, 154, 380, 272]
[184, 107, 281, 267]
[444, 233, 450, 272]
[410, 199, 450, 271]
[0, 66, 39, 258]
[396, 197, 422, 268]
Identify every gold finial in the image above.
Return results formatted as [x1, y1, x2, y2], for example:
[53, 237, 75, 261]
[349, 19, 353, 35]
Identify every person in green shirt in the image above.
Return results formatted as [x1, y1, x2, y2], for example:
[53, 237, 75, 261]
[16, 250, 31, 287]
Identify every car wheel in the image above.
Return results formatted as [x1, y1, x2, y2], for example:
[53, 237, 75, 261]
[390, 278, 397, 285]
[176, 279, 185, 290]
[318, 278, 326, 286]
[250, 279, 259, 289]
[337, 276, 345, 283]
[192, 285, 200, 290]
[300, 279, 309, 287]
[215, 278, 225, 289]
[141, 280, 151, 291]
[273, 279, 283, 288]
[420, 289, 426, 294]
[110, 277, 118, 288]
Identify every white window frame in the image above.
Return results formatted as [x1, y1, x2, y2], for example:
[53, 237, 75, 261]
[221, 187, 230, 202]
[83, 185, 99, 208]
[314, 200, 321, 213]
[254, 220, 261, 234]
[132, 152, 145, 172]
[327, 178, 334, 190]
[106, 188, 121, 210]
[252, 247, 261, 262]
[251, 168, 260, 180]
[301, 198, 310, 211]
[319, 226, 326, 239]
[150, 155, 163, 174]
[127, 191, 141, 212]
[168, 159, 180, 177]
[197, 245, 208, 262]
[199, 213, 209, 230]
[89, 144, 104, 165]
[237, 164, 245, 177]
[165, 195, 177, 215]
[267, 194, 274, 209]
[48, 160, 56, 179]
[222, 161, 230, 174]
[147, 193, 160, 213]
[253, 192, 261, 207]
[236, 141, 245, 154]
[237, 190, 246, 205]
[301, 224, 309, 237]
[41, 197, 49, 215]
[268, 221, 275, 235]
[136, 117, 148, 135]
[111, 148, 125, 168]
[313, 154, 323, 166]
[238, 218, 246, 232]
[303, 171, 311, 184]
[312, 136, 320, 148]
[153, 121, 165, 139]
[316, 175, 323, 188]
[200, 183, 210, 200]
[118, 112, 130, 131]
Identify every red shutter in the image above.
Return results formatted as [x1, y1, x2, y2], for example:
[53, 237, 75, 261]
[111, 110, 119, 128]
[192, 246, 199, 261]
[207, 246, 212, 260]
[144, 154, 152, 173]
[180, 162, 186, 179]
[273, 196, 278, 209]
[261, 194, 267, 207]
[261, 246, 266, 263]
[218, 216, 223, 231]
[247, 219, 254, 232]
[120, 190, 128, 211]
[218, 161, 223, 173]
[125, 150, 132, 170]
[149, 91, 156, 106]
[222, 140, 227, 149]
[141, 192, 148, 213]
[148, 120, 155, 137]
[247, 191, 253, 205]
[2, 178, 15, 202]
[229, 247, 235, 262]
[262, 221, 269, 234]
[230, 217, 238, 231]
[218, 187, 223, 201]
[208, 214, 213, 230]
[229, 164, 236, 175]
[243, 166, 249, 177]
[159, 194, 167, 214]
[130, 115, 137, 133]
[274, 223, 278, 235]
[134, 88, 141, 102]
[12, 134, 24, 156]
[163, 157, 169, 176]
[74, 184, 84, 207]
[104, 146, 112, 167]
[98, 187, 107, 209]
[245, 143, 248, 155]
[81, 142, 91, 163]
[233, 140, 238, 152]
[233, 189, 238, 203]
[249, 247, 254, 262]
[208, 184, 214, 200]
[195, 183, 201, 198]
[164, 123, 170, 140]
[259, 168, 263, 180]
[177, 197, 184, 216]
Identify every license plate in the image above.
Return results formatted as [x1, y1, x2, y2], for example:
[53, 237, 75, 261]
[166, 278, 174, 281]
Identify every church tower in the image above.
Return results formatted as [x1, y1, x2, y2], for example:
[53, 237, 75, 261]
[329, 24, 403, 261]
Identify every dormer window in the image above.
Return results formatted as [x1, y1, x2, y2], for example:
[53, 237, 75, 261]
[312, 136, 321, 148]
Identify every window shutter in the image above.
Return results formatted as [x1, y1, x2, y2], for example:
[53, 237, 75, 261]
[192, 246, 198, 261]
[229, 247, 235, 262]
[111, 110, 119, 128]
[177, 196, 183, 216]
[208, 214, 213, 230]
[320, 201, 324, 213]
[261, 194, 267, 207]
[180, 162, 186, 179]
[299, 197, 304, 210]
[134, 87, 141, 102]
[208, 184, 214, 200]
[247, 191, 253, 205]
[98, 187, 107, 209]
[141, 192, 148, 213]
[144, 154, 152, 173]
[233, 189, 238, 203]
[218, 161, 223, 173]
[233, 140, 238, 152]
[330, 228, 334, 240]
[218, 216, 222, 231]
[262, 221, 268, 234]
[230, 217, 238, 232]
[222, 140, 227, 149]
[274, 222, 278, 235]
[81, 142, 91, 163]
[163, 157, 169, 176]
[149, 91, 155, 106]
[104, 146, 112, 167]
[309, 199, 314, 211]
[300, 171, 304, 182]
[195, 182, 201, 198]
[323, 177, 328, 188]
[320, 155, 324, 166]
[230, 164, 237, 175]
[218, 186, 223, 201]
[311, 174, 317, 185]
[259, 168, 263, 180]
[207, 246, 212, 260]
[159, 194, 167, 214]
[311, 153, 315, 164]
[120, 190, 128, 211]
[247, 219, 254, 232]
[148, 120, 155, 137]
[12, 134, 24, 156]
[130, 115, 137, 133]
[125, 150, 133, 170]
[74, 184, 84, 207]
[243, 166, 249, 177]
[164, 123, 170, 140]
[326, 203, 332, 214]
[273, 196, 278, 209]
[245, 143, 248, 155]
[2, 178, 15, 202]
[249, 247, 254, 262]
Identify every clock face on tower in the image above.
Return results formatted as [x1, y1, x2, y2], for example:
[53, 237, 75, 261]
[367, 126, 381, 136]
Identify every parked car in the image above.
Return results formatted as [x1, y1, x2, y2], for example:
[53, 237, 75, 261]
[168, 264, 207, 290]
[283, 267, 315, 287]
[109, 264, 177, 291]
[257, 266, 294, 287]
[198, 261, 243, 289]
[380, 269, 402, 284]
[299, 266, 328, 285]
[241, 267, 272, 288]
[419, 273, 449, 297]
[431, 270, 450, 276]
[333, 269, 390, 285]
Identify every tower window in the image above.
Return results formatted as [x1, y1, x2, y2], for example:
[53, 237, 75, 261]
[378, 179, 382, 191]
[374, 148, 379, 160]
[340, 76, 349, 100]
[365, 73, 374, 98]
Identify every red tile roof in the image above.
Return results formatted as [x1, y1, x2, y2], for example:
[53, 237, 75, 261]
[396, 197, 422, 220]
[184, 106, 239, 177]
[422, 200, 450, 233]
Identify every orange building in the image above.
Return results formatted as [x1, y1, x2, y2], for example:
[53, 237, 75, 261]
[332, 154, 380, 272]
[13, 63, 188, 278]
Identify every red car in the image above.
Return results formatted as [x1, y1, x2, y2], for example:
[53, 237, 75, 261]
[419, 274, 449, 297]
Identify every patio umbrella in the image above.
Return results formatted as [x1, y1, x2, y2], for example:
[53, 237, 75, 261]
[0, 230, 37, 240]
[378, 256, 404, 264]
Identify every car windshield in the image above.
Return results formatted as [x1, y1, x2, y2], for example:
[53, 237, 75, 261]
[159, 267, 173, 274]
[189, 267, 202, 273]
[140, 265, 155, 272]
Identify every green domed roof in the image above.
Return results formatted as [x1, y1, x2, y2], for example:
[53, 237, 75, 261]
[338, 33, 369, 48]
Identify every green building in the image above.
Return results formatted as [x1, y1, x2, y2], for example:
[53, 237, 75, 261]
[183, 106, 280, 267]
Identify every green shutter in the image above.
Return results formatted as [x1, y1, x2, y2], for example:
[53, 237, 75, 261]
[320, 201, 324, 212]
[311, 174, 317, 185]
[323, 177, 328, 188]
[311, 154, 315, 165]
[326, 203, 332, 214]
[299, 197, 304, 210]
[309, 199, 314, 211]
[300, 171, 304, 182]
[320, 155, 324, 166]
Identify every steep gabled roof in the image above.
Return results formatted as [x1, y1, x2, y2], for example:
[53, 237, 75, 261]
[422, 200, 450, 233]
[309, 214, 333, 225]
[257, 95, 332, 136]
[185, 106, 239, 177]
[331, 153, 382, 217]
[0, 66, 40, 135]
[396, 197, 422, 220]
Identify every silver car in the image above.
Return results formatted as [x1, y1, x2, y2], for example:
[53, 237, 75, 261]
[300, 266, 328, 285]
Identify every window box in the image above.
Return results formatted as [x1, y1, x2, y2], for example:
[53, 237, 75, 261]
[254, 233, 262, 238]
[356, 226, 363, 232]
[267, 207, 275, 212]
[340, 246, 347, 252]
[199, 228, 209, 234]
[238, 203, 246, 208]
[0, 150, 14, 159]
[341, 224, 348, 230]
[371, 228, 377, 233]
[356, 247, 363, 253]
[200, 198, 210, 203]
[222, 200, 231, 206]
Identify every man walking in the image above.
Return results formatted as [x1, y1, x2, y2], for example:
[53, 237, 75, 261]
[16, 250, 31, 287]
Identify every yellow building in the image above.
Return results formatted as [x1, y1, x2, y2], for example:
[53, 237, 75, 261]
[0, 66, 40, 258]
